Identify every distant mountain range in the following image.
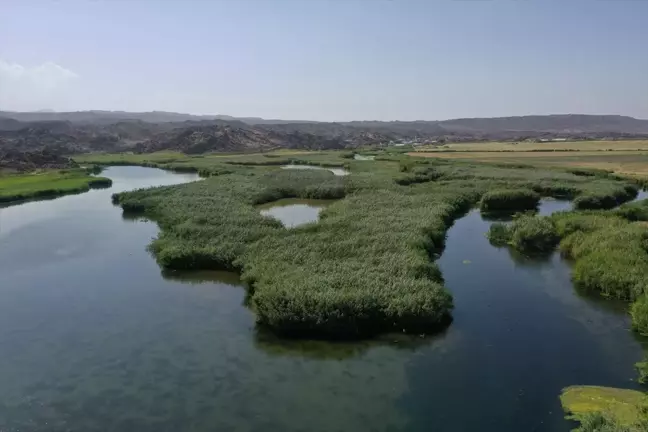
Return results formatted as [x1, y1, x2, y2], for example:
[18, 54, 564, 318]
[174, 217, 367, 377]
[1, 111, 648, 162]
[0, 110, 313, 125]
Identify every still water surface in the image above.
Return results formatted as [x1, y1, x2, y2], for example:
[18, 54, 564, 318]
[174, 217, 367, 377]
[281, 164, 349, 176]
[257, 198, 334, 227]
[0, 166, 645, 431]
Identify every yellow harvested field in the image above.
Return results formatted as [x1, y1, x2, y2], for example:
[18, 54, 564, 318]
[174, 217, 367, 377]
[414, 140, 648, 152]
[410, 151, 648, 177]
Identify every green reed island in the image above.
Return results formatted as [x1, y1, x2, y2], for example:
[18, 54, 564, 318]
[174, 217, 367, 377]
[101, 150, 646, 339]
[0, 167, 112, 204]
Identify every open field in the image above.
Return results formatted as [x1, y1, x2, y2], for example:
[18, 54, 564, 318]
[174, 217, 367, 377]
[414, 140, 648, 152]
[0, 169, 112, 203]
[411, 151, 648, 178]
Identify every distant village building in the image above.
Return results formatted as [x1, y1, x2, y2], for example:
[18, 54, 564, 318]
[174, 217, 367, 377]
[539, 138, 568, 142]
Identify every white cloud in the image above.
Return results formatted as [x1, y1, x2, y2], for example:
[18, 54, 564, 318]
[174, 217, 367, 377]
[0, 60, 79, 110]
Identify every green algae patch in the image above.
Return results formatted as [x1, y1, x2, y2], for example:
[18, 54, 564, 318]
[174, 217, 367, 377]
[560, 386, 648, 427]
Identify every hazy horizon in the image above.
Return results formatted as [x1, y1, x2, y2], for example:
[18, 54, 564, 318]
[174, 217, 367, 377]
[3, 108, 648, 124]
[2, 0, 647, 122]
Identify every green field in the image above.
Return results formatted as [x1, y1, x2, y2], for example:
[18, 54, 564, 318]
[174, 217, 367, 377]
[0, 169, 112, 204]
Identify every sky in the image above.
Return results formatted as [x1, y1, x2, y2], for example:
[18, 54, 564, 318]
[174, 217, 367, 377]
[1, 0, 647, 121]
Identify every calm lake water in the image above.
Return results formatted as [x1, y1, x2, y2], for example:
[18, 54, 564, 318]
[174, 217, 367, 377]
[0, 166, 645, 432]
[281, 164, 349, 176]
[258, 198, 334, 227]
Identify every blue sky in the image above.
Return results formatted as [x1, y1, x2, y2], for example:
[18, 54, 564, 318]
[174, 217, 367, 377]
[1, 0, 647, 120]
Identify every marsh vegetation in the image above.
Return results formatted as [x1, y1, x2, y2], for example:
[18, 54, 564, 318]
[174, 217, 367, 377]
[0, 168, 112, 203]
[112, 151, 643, 339]
[4, 160, 648, 431]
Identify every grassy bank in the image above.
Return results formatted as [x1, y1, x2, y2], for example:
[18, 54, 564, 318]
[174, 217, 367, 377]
[0, 169, 112, 204]
[74, 151, 188, 165]
[111, 151, 638, 338]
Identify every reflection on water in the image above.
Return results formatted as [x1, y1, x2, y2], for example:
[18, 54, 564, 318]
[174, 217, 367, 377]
[258, 198, 334, 227]
[0, 166, 413, 432]
[635, 189, 648, 201]
[480, 199, 573, 221]
[281, 164, 349, 176]
[161, 269, 242, 286]
[405, 200, 645, 431]
[0, 168, 646, 432]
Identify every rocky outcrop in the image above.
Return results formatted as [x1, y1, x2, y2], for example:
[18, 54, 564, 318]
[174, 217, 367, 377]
[1, 113, 647, 157]
[0, 148, 76, 172]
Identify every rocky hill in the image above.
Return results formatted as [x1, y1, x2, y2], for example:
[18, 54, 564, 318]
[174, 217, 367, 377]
[0, 148, 75, 172]
[1, 112, 648, 163]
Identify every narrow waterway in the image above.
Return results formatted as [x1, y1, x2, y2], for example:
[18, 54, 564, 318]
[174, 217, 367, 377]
[0, 168, 645, 431]
[402, 200, 647, 431]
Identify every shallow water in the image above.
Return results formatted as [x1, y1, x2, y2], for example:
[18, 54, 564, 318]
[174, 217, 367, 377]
[0, 168, 646, 432]
[417, 201, 646, 431]
[353, 154, 375, 161]
[635, 189, 648, 201]
[258, 198, 334, 227]
[281, 164, 349, 176]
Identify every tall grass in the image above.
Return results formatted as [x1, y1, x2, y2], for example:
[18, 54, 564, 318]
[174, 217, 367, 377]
[487, 214, 559, 253]
[572, 412, 646, 432]
[554, 212, 648, 301]
[113, 153, 639, 338]
[487, 204, 648, 333]
[573, 184, 638, 210]
[614, 199, 648, 221]
[395, 166, 442, 185]
[630, 296, 648, 336]
[479, 189, 540, 213]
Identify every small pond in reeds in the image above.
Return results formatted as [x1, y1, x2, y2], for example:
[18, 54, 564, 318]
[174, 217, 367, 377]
[281, 164, 349, 176]
[257, 198, 334, 227]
